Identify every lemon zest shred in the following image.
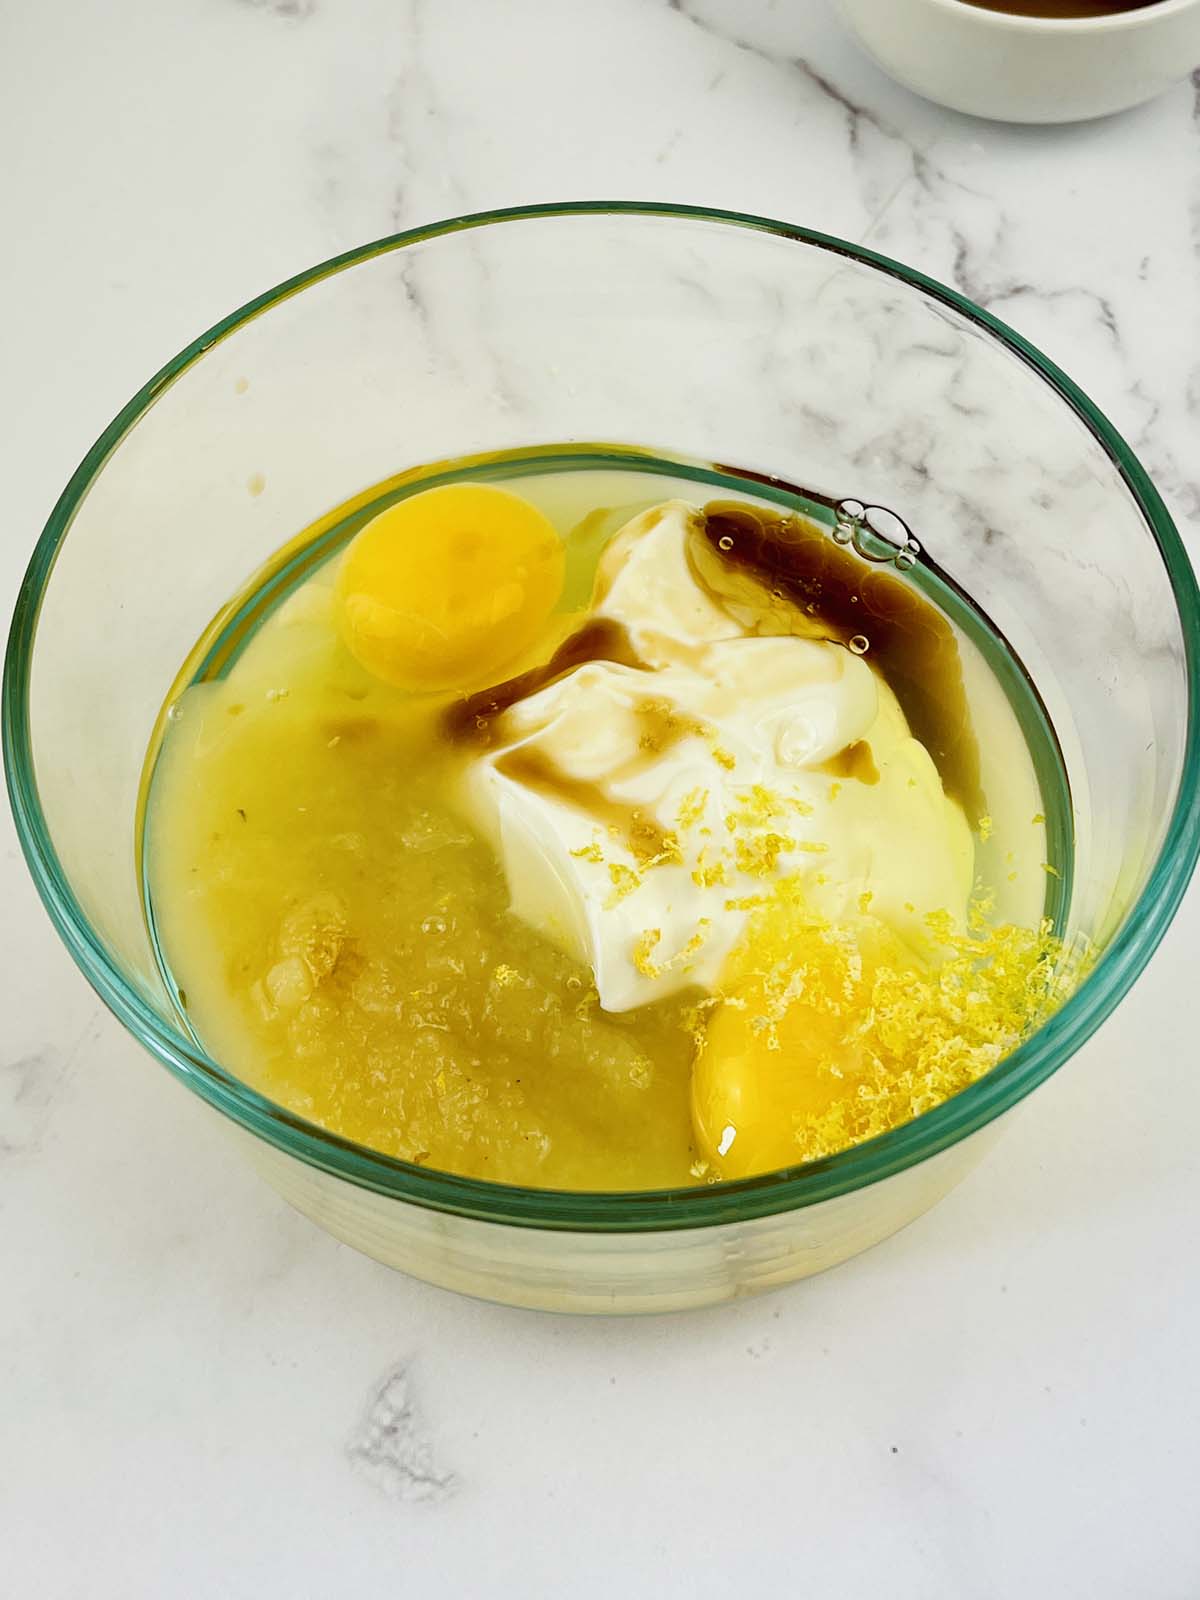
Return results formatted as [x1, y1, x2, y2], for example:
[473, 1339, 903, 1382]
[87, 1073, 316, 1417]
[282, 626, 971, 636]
[604, 862, 641, 907]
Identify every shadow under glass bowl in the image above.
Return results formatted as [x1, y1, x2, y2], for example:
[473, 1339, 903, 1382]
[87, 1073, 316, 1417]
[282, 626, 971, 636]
[5, 203, 1198, 1313]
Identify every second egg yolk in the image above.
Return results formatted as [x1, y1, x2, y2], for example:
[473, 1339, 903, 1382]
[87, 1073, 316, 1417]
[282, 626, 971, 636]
[336, 483, 565, 691]
[692, 896, 915, 1181]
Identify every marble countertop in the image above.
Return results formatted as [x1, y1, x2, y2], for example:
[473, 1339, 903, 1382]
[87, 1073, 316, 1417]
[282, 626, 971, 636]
[2, 2, 1199, 1594]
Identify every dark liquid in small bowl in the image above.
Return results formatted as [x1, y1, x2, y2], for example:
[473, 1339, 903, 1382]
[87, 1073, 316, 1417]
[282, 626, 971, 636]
[958, 0, 1160, 15]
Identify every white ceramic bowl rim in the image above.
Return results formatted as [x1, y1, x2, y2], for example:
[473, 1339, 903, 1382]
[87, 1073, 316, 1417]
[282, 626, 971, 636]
[923, 0, 1200, 33]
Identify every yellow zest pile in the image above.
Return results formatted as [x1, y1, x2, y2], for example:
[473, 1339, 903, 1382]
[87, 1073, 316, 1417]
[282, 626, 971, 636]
[691, 875, 1087, 1180]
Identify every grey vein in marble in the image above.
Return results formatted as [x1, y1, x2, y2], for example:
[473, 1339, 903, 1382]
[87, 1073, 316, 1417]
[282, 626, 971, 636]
[347, 1363, 457, 1505]
[385, 0, 469, 231]
[876, 187, 1200, 527]
[1, 1052, 62, 1155]
[1, 1012, 96, 1156]
[667, 0, 937, 223]
[236, 0, 316, 18]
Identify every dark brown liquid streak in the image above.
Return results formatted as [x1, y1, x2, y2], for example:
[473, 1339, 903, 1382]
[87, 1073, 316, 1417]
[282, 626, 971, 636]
[444, 619, 646, 745]
[696, 502, 984, 820]
[820, 740, 881, 787]
[494, 745, 675, 865]
[446, 501, 985, 822]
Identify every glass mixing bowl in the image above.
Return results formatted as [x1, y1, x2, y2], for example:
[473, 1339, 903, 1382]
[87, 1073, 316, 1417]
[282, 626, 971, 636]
[6, 204, 1198, 1313]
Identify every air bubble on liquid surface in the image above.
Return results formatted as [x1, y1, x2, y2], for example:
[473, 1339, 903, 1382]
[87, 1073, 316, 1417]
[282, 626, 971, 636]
[717, 535, 735, 552]
[848, 635, 870, 656]
[421, 914, 447, 936]
[832, 499, 863, 547]
[833, 499, 922, 573]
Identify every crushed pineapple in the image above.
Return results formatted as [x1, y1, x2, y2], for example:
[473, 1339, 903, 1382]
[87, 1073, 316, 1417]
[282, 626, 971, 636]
[147, 662, 698, 1190]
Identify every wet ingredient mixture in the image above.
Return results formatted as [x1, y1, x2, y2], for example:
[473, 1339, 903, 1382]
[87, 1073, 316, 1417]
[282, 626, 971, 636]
[145, 468, 1078, 1188]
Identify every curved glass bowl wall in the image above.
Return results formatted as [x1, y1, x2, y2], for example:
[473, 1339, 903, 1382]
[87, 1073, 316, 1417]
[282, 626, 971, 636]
[6, 205, 1197, 1312]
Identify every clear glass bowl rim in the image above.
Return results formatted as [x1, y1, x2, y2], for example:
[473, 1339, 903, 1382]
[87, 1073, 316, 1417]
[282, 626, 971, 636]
[5, 201, 1198, 1233]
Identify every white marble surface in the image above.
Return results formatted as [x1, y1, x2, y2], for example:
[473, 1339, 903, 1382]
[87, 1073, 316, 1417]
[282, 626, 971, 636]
[2, 2, 1199, 1594]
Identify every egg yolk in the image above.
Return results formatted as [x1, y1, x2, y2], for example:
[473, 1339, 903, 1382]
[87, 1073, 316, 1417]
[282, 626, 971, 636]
[335, 483, 565, 690]
[692, 896, 914, 1180]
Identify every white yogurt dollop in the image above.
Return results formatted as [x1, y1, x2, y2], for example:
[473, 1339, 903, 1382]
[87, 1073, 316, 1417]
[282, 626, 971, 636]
[463, 501, 973, 1012]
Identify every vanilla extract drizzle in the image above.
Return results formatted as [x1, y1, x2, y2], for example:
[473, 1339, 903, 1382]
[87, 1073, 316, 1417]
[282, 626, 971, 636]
[445, 501, 985, 822]
[444, 618, 644, 745]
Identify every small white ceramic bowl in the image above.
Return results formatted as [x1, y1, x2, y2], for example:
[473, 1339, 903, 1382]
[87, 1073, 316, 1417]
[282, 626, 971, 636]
[837, 0, 1200, 123]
